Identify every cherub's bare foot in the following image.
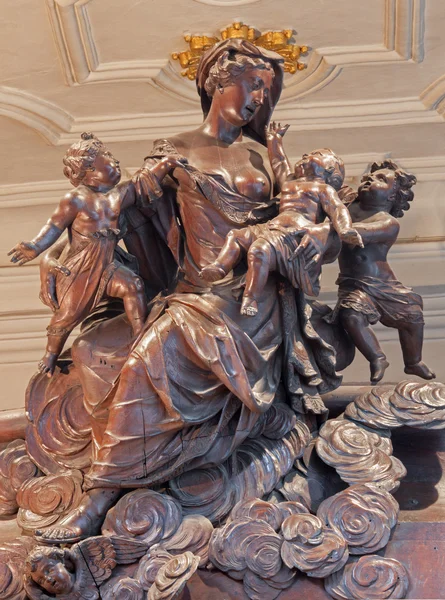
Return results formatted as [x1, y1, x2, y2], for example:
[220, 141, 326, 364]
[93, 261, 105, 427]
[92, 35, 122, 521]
[404, 361, 436, 380]
[241, 296, 258, 316]
[370, 356, 389, 384]
[38, 352, 59, 377]
[199, 263, 227, 282]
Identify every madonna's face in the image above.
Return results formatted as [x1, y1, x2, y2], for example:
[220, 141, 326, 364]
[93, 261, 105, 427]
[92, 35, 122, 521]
[216, 66, 274, 127]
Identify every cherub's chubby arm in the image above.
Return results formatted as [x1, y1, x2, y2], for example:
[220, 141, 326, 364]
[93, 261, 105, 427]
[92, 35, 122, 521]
[320, 186, 364, 248]
[129, 155, 188, 210]
[350, 212, 400, 246]
[265, 122, 292, 190]
[8, 191, 80, 265]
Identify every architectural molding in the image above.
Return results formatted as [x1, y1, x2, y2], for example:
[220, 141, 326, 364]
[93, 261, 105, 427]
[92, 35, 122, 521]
[420, 73, 445, 116]
[0, 86, 72, 145]
[3, 87, 442, 146]
[192, 0, 260, 5]
[45, 0, 165, 86]
[318, 0, 425, 66]
[45, 0, 425, 102]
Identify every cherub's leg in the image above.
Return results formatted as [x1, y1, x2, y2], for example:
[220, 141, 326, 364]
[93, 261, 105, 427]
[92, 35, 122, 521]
[242, 239, 276, 317]
[40, 323, 71, 377]
[200, 228, 254, 282]
[398, 322, 436, 380]
[340, 309, 389, 384]
[107, 267, 148, 337]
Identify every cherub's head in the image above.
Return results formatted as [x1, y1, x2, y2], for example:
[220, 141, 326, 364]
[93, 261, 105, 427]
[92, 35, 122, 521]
[63, 132, 121, 189]
[25, 547, 75, 595]
[294, 149, 345, 191]
[358, 159, 416, 217]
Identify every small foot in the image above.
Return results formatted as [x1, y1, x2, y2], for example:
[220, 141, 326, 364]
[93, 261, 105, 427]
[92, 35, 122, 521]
[199, 263, 227, 282]
[241, 297, 258, 316]
[38, 352, 59, 377]
[404, 361, 436, 380]
[35, 509, 100, 545]
[370, 356, 389, 384]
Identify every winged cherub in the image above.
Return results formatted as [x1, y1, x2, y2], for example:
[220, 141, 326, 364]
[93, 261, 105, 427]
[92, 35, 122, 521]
[24, 536, 148, 599]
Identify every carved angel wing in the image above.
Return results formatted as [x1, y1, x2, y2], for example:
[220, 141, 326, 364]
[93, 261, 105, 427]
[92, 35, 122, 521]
[110, 536, 149, 564]
[75, 536, 149, 585]
[74, 537, 117, 586]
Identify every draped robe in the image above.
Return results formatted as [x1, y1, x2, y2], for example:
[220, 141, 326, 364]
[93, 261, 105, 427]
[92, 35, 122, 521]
[67, 139, 342, 491]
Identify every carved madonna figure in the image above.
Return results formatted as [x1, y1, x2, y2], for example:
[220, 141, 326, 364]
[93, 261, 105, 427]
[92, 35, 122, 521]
[27, 38, 351, 546]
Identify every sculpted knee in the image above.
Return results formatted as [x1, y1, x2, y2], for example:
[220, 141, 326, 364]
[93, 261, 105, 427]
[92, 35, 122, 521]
[340, 308, 367, 329]
[248, 240, 271, 263]
[126, 275, 145, 296]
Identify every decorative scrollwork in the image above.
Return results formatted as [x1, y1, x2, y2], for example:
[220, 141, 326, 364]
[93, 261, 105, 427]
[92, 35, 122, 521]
[169, 422, 310, 524]
[229, 498, 309, 531]
[324, 555, 409, 599]
[100, 576, 145, 600]
[172, 22, 308, 80]
[0, 537, 36, 600]
[317, 483, 399, 555]
[160, 514, 213, 567]
[243, 566, 297, 600]
[102, 490, 183, 545]
[17, 470, 83, 532]
[389, 380, 445, 428]
[345, 385, 402, 430]
[345, 381, 445, 431]
[280, 513, 349, 578]
[147, 552, 200, 600]
[136, 548, 175, 591]
[0, 440, 40, 517]
[25, 367, 91, 474]
[209, 517, 283, 578]
[316, 418, 406, 492]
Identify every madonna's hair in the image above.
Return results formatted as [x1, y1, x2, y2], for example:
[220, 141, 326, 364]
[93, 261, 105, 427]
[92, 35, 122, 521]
[204, 49, 273, 97]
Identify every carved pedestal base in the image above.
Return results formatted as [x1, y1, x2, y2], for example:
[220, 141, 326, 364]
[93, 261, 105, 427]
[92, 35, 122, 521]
[0, 382, 444, 599]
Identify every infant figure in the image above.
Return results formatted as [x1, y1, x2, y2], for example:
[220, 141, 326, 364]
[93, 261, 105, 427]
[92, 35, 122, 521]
[200, 123, 363, 315]
[9, 132, 185, 374]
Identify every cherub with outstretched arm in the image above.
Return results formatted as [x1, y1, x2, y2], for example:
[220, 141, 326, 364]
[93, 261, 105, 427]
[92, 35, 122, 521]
[200, 122, 363, 315]
[8, 132, 185, 376]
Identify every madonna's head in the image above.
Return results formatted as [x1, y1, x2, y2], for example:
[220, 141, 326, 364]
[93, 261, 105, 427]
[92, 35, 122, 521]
[197, 39, 284, 144]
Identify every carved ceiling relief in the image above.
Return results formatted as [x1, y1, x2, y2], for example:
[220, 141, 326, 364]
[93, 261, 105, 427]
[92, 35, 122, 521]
[2, 0, 443, 149]
[172, 23, 309, 80]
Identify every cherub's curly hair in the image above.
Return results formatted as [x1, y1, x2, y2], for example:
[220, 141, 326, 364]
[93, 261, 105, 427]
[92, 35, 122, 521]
[24, 546, 66, 577]
[310, 148, 345, 179]
[63, 132, 105, 187]
[368, 159, 417, 218]
[204, 50, 273, 97]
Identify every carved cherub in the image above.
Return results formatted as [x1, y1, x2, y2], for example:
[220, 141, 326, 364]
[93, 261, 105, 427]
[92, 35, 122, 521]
[200, 122, 363, 315]
[24, 536, 148, 599]
[8, 132, 185, 376]
[327, 160, 436, 383]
